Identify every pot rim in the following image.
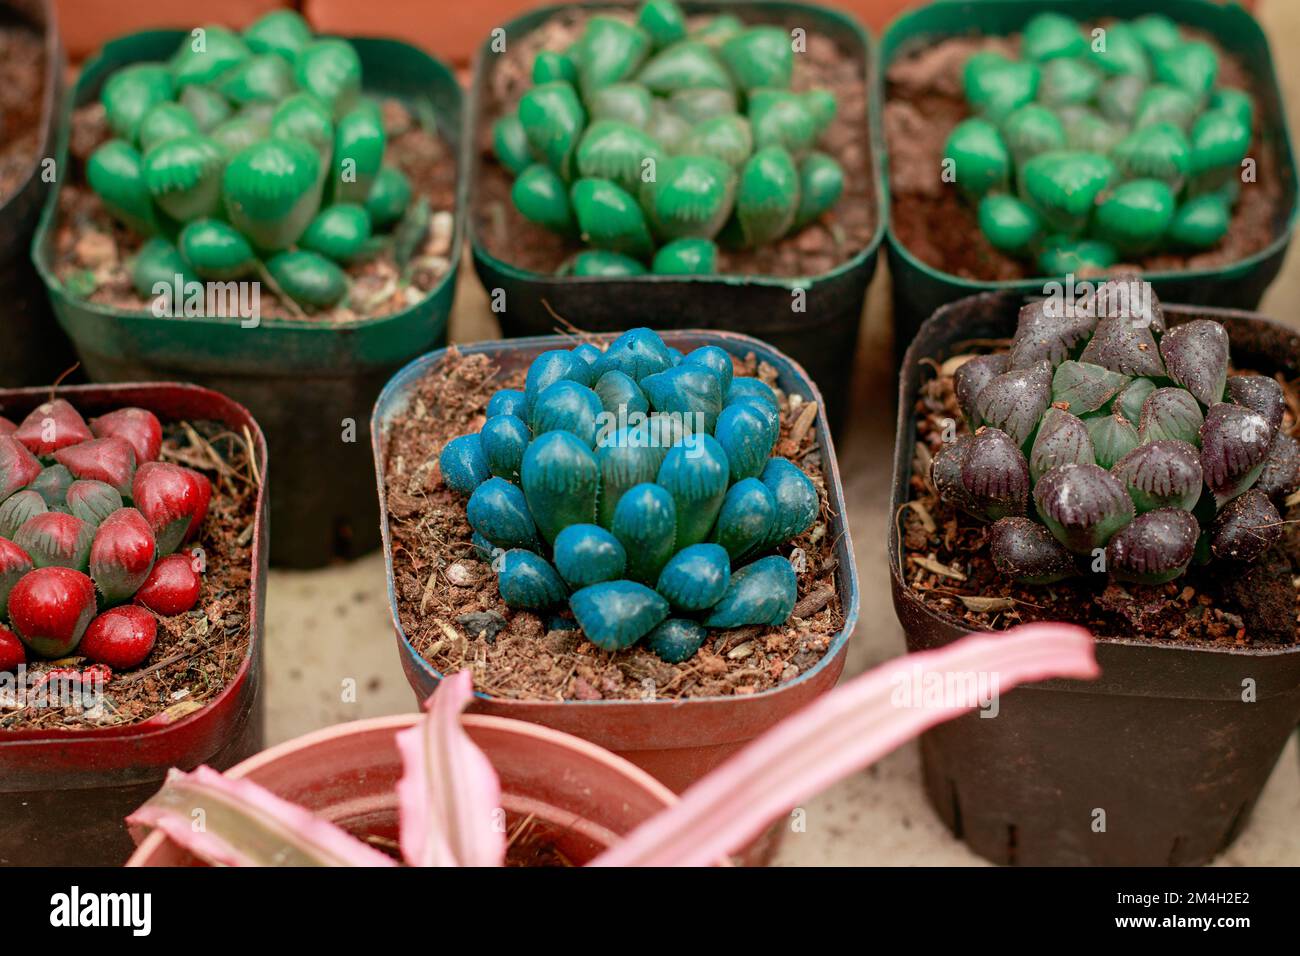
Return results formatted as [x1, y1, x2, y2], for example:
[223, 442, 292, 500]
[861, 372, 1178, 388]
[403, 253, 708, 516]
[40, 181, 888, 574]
[889, 290, 1300, 662]
[125, 710, 680, 867]
[371, 328, 860, 709]
[878, 0, 1300, 291]
[28, 29, 465, 336]
[467, 0, 888, 289]
[0, 0, 62, 219]
[0, 380, 269, 743]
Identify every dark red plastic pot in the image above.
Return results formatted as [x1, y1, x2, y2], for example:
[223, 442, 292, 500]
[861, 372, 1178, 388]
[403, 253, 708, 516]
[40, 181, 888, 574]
[0, 382, 269, 867]
[470, 1, 887, 433]
[127, 712, 678, 866]
[890, 291, 1300, 867]
[373, 331, 859, 802]
[1, 0, 75, 387]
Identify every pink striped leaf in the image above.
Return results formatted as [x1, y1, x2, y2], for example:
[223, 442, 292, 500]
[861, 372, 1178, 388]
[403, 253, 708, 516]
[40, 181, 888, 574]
[591, 624, 1099, 867]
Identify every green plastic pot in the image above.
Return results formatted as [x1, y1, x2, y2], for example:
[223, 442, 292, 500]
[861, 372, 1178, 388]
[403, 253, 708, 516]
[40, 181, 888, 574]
[880, 0, 1298, 358]
[0, 0, 75, 387]
[469, 1, 887, 432]
[30, 30, 464, 569]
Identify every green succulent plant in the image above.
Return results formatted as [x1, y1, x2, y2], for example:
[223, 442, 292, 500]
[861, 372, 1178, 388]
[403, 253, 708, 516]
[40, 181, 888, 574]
[932, 280, 1299, 586]
[86, 10, 426, 313]
[494, 0, 845, 277]
[943, 12, 1254, 272]
[440, 328, 821, 660]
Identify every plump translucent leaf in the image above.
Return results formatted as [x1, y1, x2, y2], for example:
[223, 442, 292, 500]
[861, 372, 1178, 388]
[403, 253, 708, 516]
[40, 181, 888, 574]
[1225, 375, 1284, 438]
[953, 353, 1009, 427]
[1051, 360, 1129, 414]
[1106, 508, 1200, 584]
[930, 435, 978, 516]
[1210, 489, 1281, 563]
[1115, 377, 1157, 425]
[1256, 432, 1300, 501]
[1199, 402, 1272, 505]
[1029, 407, 1094, 482]
[960, 427, 1030, 520]
[1085, 412, 1140, 470]
[1111, 440, 1203, 513]
[974, 361, 1053, 447]
[1009, 298, 1097, 369]
[1033, 462, 1134, 554]
[1160, 319, 1229, 407]
[989, 516, 1077, 583]
[1138, 387, 1204, 445]
[1078, 316, 1166, 378]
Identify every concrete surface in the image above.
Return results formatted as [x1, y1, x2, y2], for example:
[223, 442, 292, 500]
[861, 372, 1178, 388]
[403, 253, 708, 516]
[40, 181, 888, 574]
[263, 0, 1300, 865]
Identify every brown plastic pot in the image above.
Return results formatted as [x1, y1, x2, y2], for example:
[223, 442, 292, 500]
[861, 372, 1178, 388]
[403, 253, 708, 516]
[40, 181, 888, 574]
[1, 0, 75, 387]
[889, 290, 1300, 867]
[127, 712, 679, 866]
[373, 330, 859, 806]
[0, 382, 269, 867]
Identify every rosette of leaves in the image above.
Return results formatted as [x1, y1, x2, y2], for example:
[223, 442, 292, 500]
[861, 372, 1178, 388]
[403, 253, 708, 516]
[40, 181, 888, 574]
[943, 12, 1253, 272]
[0, 401, 211, 672]
[494, 0, 844, 277]
[931, 281, 1298, 587]
[85, 10, 426, 314]
[439, 329, 821, 662]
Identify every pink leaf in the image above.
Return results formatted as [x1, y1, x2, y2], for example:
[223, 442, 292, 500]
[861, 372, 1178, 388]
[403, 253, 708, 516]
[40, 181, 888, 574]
[395, 669, 507, 867]
[591, 624, 1099, 867]
[127, 766, 397, 867]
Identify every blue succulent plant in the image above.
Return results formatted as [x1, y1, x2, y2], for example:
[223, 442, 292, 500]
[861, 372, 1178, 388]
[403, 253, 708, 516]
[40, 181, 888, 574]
[440, 328, 820, 660]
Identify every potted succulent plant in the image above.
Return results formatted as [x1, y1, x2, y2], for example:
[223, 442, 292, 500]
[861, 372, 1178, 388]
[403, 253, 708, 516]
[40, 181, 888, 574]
[890, 281, 1300, 865]
[31, 9, 463, 567]
[0, 379, 268, 866]
[1, 0, 75, 386]
[125, 626, 1098, 866]
[470, 0, 886, 429]
[880, 0, 1298, 355]
[373, 327, 856, 837]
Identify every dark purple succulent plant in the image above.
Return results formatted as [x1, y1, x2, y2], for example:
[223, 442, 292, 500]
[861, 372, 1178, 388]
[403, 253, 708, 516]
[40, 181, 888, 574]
[931, 280, 1296, 585]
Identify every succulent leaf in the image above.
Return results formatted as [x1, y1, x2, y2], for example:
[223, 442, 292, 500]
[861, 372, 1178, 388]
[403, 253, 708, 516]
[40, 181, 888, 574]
[1225, 375, 1284, 438]
[1209, 489, 1280, 563]
[989, 516, 1077, 584]
[466, 476, 539, 551]
[1085, 412, 1140, 470]
[703, 555, 796, 628]
[553, 524, 627, 588]
[640, 155, 736, 241]
[711, 476, 776, 560]
[1106, 508, 1200, 584]
[942, 118, 1009, 199]
[1138, 387, 1204, 445]
[569, 580, 669, 650]
[1078, 316, 1165, 378]
[953, 353, 1010, 426]
[1160, 319, 1229, 407]
[1029, 407, 1094, 482]
[497, 550, 568, 609]
[973, 361, 1053, 447]
[645, 618, 707, 663]
[570, 178, 655, 258]
[1033, 462, 1134, 554]
[1051, 360, 1128, 415]
[611, 482, 677, 584]
[652, 237, 718, 275]
[521, 431, 600, 543]
[1199, 403, 1272, 505]
[960, 427, 1030, 520]
[656, 542, 730, 611]
[479, 414, 530, 482]
[1112, 440, 1204, 513]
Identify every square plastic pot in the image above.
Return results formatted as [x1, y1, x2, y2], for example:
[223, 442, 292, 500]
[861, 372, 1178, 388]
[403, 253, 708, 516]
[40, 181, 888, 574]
[127, 712, 680, 866]
[880, 0, 1299, 359]
[0, 381, 269, 867]
[469, 1, 887, 433]
[373, 330, 859, 801]
[31, 30, 465, 569]
[0, 0, 76, 387]
[889, 290, 1300, 866]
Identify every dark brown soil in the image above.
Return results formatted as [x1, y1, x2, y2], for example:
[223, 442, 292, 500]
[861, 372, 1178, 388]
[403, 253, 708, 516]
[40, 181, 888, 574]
[0, 20, 45, 205]
[475, 8, 877, 279]
[900, 354, 1300, 645]
[885, 28, 1286, 282]
[52, 99, 456, 324]
[382, 345, 845, 702]
[0, 417, 259, 729]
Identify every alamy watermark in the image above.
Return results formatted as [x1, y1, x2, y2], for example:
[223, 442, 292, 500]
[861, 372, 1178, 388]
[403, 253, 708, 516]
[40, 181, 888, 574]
[150, 274, 262, 328]
[890, 664, 1002, 718]
[1042, 273, 1157, 329]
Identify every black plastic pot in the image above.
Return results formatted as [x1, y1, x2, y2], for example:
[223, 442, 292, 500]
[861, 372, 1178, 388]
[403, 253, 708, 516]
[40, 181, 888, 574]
[32, 31, 464, 568]
[0, 0, 74, 386]
[889, 290, 1300, 866]
[880, 0, 1299, 359]
[469, 1, 887, 432]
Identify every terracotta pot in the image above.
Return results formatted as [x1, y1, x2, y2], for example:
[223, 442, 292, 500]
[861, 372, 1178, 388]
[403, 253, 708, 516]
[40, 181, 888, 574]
[373, 330, 859, 817]
[53, 0, 289, 61]
[127, 712, 678, 866]
[1, 0, 75, 387]
[0, 382, 269, 867]
[889, 291, 1300, 867]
